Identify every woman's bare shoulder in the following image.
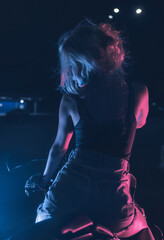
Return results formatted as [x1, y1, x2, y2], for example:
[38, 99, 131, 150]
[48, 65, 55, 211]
[130, 82, 148, 107]
[130, 82, 149, 118]
[62, 94, 77, 105]
[60, 94, 77, 113]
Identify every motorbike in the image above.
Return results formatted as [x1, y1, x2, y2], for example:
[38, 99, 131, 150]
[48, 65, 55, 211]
[24, 173, 163, 240]
[3, 156, 163, 240]
[55, 213, 163, 240]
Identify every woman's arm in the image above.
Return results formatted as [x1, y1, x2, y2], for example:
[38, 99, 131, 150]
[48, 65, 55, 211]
[135, 85, 149, 129]
[42, 95, 74, 182]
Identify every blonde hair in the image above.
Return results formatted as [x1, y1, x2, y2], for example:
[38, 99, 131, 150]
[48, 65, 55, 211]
[58, 20, 125, 95]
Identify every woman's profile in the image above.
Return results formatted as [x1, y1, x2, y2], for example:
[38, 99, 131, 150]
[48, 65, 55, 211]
[10, 20, 154, 239]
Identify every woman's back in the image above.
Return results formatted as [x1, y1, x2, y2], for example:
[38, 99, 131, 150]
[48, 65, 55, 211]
[69, 79, 137, 159]
[71, 77, 131, 124]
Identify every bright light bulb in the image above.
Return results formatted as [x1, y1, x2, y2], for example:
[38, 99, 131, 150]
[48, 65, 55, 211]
[108, 15, 113, 19]
[20, 99, 24, 104]
[136, 8, 142, 14]
[114, 8, 120, 13]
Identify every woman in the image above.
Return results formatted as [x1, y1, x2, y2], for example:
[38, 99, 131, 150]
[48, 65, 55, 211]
[10, 20, 154, 239]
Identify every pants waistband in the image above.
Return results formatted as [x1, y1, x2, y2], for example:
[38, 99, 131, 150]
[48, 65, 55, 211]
[69, 148, 130, 173]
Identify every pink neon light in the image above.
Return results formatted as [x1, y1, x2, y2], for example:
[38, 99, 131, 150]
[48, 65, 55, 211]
[96, 226, 114, 237]
[71, 233, 93, 240]
[62, 222, 93, 234]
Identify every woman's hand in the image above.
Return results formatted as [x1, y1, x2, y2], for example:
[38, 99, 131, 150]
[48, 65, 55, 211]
[25, 173, 52, 197]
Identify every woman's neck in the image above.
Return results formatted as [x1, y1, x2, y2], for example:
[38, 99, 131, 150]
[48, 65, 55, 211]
[81, 73, 125, 98]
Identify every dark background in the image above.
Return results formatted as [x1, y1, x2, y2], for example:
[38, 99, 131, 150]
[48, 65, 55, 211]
[0, 0, 163, 104]
[0, 0, 164, 238]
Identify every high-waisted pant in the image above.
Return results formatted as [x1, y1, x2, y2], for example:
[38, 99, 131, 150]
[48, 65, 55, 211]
[36, 148, 135, 231]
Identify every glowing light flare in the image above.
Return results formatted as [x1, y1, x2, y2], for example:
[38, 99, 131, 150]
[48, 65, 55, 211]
[20, 99, 24, 103]
[136, 8, 142, 14]
[114, 8, 120, 13]
[20, 105, 24, 109]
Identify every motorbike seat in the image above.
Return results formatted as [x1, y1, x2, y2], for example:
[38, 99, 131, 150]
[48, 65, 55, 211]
[58, 206, 154, 240]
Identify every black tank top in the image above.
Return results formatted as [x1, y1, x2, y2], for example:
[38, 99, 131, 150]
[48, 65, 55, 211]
[74, 83, 137, 161]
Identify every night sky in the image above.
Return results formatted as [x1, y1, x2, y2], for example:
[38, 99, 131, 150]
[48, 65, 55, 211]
[0, 0, 163, 104]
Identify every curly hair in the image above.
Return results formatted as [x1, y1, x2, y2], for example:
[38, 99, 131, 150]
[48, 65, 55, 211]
[58, 20, 126, 95]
